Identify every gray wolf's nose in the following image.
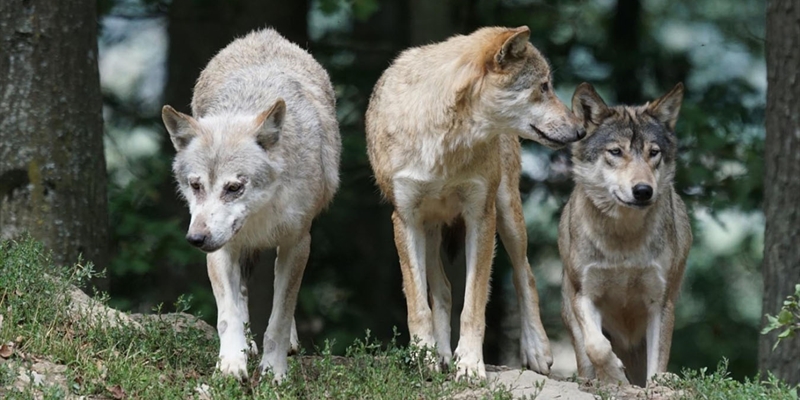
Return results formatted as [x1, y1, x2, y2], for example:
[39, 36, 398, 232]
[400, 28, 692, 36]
[576, 128, 587, 140]
[186, 233, 207, 248]
[632, 184, 653, 201]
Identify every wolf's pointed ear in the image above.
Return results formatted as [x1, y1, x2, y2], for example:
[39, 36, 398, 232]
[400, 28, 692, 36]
[162, 105, 200, 152]
[647, 83, 684, 131]
[255, 98, 286, 150]
[494, 26, 530, 69]
[572, 83, 609, 128]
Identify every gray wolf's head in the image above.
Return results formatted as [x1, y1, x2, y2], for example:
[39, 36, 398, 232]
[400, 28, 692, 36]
[569, 82, 684, 213]
[161, 99, 286, 252]
[459, 26, 585, 148]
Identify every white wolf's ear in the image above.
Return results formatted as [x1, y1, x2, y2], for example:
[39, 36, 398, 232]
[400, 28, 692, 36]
[494, 26, 530, 68]
[162, 105, 200, 152]
[572, 82, 609, 129]
[255, 98, 286, 150]
[647, 83, 684, 131]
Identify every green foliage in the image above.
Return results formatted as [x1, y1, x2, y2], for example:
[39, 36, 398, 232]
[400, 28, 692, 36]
[762, 284, 800, 350]
[663, 359, 799, 400]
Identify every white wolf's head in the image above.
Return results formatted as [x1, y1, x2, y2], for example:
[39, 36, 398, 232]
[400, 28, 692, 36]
[161, 99, 286, 252]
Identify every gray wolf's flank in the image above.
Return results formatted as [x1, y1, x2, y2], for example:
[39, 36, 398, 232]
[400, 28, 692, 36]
[365, 26, 585, 379]
[161, 28, 341, 382]
[559, 82, 691, 387]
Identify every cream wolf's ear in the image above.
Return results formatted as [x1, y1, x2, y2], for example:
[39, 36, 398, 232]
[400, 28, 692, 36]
[647, 83, 684, 131]
[254, 98, 286, 150]
[571, 82, 609, 129]
[494, 26, 530, 68]
[162, 105, 201, 152]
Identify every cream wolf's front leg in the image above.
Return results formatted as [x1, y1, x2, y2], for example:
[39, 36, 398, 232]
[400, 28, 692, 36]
[259, 231, 311, 382]
[454, 196, 496, 380]
[208, 248, 252, 380]
[574, 295, 628, 384]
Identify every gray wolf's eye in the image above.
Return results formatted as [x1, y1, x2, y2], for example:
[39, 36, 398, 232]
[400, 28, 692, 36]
[608, 148, 622, 157]
[225, 182, 243, 194]
[541, 82, 550, 93]
[649, 149, 661, 157]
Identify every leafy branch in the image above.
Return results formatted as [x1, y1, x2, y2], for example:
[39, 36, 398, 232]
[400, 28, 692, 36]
[762, 284, 800, 350]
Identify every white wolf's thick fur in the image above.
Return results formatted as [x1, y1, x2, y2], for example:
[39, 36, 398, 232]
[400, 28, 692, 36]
[162, 28, 340, 381]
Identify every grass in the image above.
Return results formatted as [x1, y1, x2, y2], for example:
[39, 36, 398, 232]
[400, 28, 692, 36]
[0, 237, 798, 399]
[0, 237, 509, 399]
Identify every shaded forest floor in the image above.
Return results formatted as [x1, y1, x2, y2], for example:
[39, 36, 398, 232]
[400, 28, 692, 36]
[0, 238, 797, 399]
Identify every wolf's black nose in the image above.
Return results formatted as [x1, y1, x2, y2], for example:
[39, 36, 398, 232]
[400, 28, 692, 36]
[632, 184, 653, 201]
[576, 128, 587, 140]
[186, 233, 207, 248]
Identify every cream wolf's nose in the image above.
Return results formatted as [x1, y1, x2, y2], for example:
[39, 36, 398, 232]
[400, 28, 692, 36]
[186, 232, 207, 248]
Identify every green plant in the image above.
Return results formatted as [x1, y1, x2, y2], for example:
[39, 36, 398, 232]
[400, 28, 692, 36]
[762, 284, 800, 350]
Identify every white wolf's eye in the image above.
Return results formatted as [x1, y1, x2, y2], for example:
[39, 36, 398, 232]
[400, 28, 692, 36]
[225, 182, 243, 194]
[190, 181, 201, 191]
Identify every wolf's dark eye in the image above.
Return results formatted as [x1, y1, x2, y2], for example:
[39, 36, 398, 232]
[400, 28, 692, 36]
[190, 181, 201, 191]
[649, 149, 661, 157]
[225, 183, 243, 194]
[608, 148, 622, 156]
[541, 82, 550, 93]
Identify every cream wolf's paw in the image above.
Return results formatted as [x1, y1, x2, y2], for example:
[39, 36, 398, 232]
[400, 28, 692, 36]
[597, 357, 629, 385]
[454, 348, 486, 380]
[216, 353, 249, 381]
[520, 329, 553, 375]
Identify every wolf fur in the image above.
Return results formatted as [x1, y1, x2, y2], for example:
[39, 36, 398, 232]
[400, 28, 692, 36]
[365, 26, 585, 378]
[559, 83, 691, 386]
[161, 28, 340, 381]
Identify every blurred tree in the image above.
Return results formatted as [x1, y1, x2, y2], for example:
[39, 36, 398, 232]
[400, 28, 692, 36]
[759, 0, 800, 386]
[0, 0, 109, 284]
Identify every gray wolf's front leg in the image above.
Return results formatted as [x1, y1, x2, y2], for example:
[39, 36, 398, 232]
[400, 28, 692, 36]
[574, 294, 628, 384]
[259, 231, 311, 382]
[646, 299, 675, 383]
[208, 248, 251, 380]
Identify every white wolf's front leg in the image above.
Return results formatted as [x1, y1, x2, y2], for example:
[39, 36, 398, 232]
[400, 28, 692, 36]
[454, 196, 496, 380]
[207, 248, 251, 380]
[259, 231, 311, 382]
[496, 180, 552, 374]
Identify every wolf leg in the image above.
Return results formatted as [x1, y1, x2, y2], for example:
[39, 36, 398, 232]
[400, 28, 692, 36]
[574, 295, 628, 384]
[289, 318, 300, 355]
[259, 231, 311, 382]
[425, 223, 453, 367]
[207, 248, 251, 380]
[561, 277, 595, 379]
[646, 300, 675, 384]
[454, 197, 496, 380]
[392, 211, 437, 360]
[496, 176, 552, 374]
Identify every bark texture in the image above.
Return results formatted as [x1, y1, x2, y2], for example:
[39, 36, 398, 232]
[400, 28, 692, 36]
[760, 0, 800, 386]
[0, 0, 109, 273]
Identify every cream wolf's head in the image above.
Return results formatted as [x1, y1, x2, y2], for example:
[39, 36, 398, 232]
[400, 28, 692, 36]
[459, 26, 584, 148]
[161, 100, 286, 252]
[569, 82, 684, 214]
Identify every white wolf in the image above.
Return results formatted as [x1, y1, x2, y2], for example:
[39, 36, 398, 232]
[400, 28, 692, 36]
[161, 28, 341, 381]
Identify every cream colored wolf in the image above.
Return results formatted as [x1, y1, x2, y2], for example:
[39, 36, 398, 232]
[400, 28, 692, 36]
[559, 83, 691, 386]
[161, 28, 340, 381]
[365, 26, 585, 378]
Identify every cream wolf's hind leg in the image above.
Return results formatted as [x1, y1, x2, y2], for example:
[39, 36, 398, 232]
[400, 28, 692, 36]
[496, 173, 553, 375]
[425, 223, 453, 367]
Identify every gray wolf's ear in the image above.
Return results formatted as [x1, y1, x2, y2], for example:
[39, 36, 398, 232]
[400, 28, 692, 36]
[255, 98, 286, 150]
[494, 26, 530, 68]
[647, 83, 684, 131]
[162, 105, 200, 152]
[572, 82, 609, 128]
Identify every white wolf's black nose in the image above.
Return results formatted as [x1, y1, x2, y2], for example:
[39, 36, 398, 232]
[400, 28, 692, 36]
[186, 233, 207, 248]
[632, 184, 653, 201]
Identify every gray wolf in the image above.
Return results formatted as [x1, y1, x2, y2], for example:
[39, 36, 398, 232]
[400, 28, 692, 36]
[161, 28, 340, 382]
[559, 82, 691, 386]
[365, 26, 585, 379]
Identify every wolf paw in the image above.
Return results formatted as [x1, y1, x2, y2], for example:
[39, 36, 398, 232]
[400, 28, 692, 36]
[259, 352, 289, 383]
[520, 330, 553, 375]
[454, 348, 486, 380]
[217, 353, 249, 381]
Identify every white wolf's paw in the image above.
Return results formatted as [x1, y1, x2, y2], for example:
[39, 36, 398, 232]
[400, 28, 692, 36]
[217, 353, 249, 381]
[248, 339, 259, 356]
[520, 330, 553, 375]
[437, 349, 453, 371]
[454, 348, 486, 381]
[259, 352, 289, 383]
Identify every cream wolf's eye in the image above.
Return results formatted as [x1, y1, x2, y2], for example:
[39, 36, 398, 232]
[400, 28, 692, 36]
[607, 148, 622, 156]
[649, 149, 661, 157]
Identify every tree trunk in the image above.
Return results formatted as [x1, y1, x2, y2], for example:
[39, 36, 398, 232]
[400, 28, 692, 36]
[760, 0, 800, 386]
[609, 0, 642, 103]
[0, 0, 109, 278]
